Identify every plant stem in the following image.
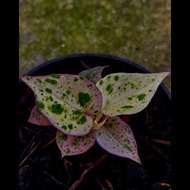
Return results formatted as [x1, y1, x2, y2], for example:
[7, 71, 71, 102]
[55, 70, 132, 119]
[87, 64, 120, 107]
[20, 129, 41, 160]
[68, 152, 109, 190]
[105, 179, 114, 190]
[152, 138, 171, 147]
[151, 144, 170, 162]
[19, 140, 42, 167]
[80, 61, 91, 69]
[43, 136, 56, 149]
[96, 177, 108, 190]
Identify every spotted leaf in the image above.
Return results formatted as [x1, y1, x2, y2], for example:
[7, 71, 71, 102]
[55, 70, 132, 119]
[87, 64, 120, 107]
[96, 72, 169, 116]
[56, 130, 96, 157]
[78, 65, 108, 84]
[28, 105, 51, 126]
[20, 74, 102, 136]
[96, 116, 141, 164]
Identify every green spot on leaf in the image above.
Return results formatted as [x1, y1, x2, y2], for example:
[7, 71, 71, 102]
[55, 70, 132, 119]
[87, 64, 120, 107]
[62, 125, 67, 130]
[73, 110, 82, 115]
[66, 90, 70, 95]
[50, 104, 64, 114]
[108, 123, 113, 128]
[121, 105, 134, 109]
[45, 78, 57, 85]
[62, 93, 67, 97]
[60, 134, 68, 141]
[68, 124, 73, 130]
[78, 116, 87, 124]
[106, 84, 113, 94]
[74, 77, 79, 82]
[45, 88, 52, 93]
[124, 144, 132, 152]
[37, 102, 44, 109]
[137, 94, 146, 101]
[66, 149, 71, 154]
[36, 78, 42, 83]
[78, 92, 91, 107]
[51, 74, 60, 79]
[114, 75, 119, 81]
[99, 80, 103, 85]
[106, 84, 111, 91]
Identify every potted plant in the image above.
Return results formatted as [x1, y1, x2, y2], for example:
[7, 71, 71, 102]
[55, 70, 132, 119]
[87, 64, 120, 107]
[19, 53, 171, 190]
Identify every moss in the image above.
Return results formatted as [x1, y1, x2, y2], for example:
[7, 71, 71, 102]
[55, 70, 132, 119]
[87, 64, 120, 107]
[19, 0, 171, 91]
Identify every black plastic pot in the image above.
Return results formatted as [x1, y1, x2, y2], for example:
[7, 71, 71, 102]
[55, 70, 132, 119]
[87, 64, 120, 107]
[19, 53, 171, 190]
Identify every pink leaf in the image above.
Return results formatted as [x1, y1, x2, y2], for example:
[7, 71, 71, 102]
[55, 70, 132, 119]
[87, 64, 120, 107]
[56, 130, 96, 157]
[20, 74, 102, 136]
[96, 116, 141, 164]
[28, 105, 51, 126]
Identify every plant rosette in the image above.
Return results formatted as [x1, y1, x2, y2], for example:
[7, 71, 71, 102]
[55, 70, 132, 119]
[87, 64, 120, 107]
[20, 67, 169, 163]
[20, 66, 169, 165]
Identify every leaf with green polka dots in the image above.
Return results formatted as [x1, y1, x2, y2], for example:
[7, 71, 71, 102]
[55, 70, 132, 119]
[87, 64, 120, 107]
[78, 65, 108, 84]
[20, 74, 102, 136]
[96, 116, 141, 164]
[96, 72, 169, 116]
[56, 130, 96, 157]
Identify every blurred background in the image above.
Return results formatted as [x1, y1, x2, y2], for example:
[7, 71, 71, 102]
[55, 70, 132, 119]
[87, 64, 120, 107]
[19, 0, 171, 92]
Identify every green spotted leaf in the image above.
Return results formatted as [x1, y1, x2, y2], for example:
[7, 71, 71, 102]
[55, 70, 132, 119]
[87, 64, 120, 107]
[78, 66, 108, 84]
[96, 72, 169, 116]
[20, 68, 170, 162]
[20, 74, 102, 135]
[96, 116, 141, 164]
[56, 130, 96, 157]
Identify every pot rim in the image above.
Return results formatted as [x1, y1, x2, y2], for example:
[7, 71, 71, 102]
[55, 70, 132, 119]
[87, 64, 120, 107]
[22, 53, 171, 100]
